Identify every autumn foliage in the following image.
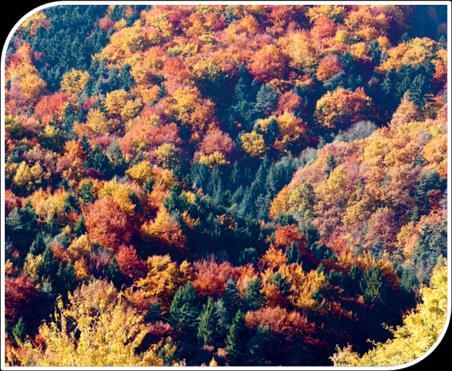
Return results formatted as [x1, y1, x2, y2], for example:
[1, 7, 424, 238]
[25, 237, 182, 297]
[3, 4, 448, 368]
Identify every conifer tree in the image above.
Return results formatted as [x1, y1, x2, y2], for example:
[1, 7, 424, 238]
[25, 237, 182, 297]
[12, 317, 26, 344]
[247, 325, 272, 365]
[223, 279, 242, 314]
[225, 310, 246, 365]
[255, 83, 279, 117]
[197, 297, 217, 346]
[215, 299, 230, 344]
[169, 282, 200, 333]
[244, 277, 264, 310]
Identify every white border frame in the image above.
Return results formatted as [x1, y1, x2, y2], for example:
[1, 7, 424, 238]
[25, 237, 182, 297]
[1, 1, 451, 370]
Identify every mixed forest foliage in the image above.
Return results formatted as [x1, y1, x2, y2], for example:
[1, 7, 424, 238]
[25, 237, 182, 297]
[3, 4, 448, 367]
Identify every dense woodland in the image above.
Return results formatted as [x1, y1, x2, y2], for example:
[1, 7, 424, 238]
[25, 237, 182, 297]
[3, 4, 448, 367]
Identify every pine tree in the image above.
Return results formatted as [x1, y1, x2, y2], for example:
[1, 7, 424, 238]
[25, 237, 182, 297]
[39, 245, 59, 281]
[255, 83, 279, 117]
[30, 232, 46, 255]
[325, 153, 336, 178]
[55, 263, 77, 295]
[108, 142, 127, 176]
[197, 297, 217, 346]
[262, 118, 279, 145]
[74, 216, 86, 236]
[85, 145, 112, 178]
[270, 272, 291, 296]
[12, 317, 26, 344]
[215, 299, 230, 344]
[414, 171, 446, 214]
[229, 161, 241, 188]
[5, 203, 38, 253]
[299, 222, 320, 248]
[145, 301, 162, 322]
[360, 267, 387, 305]
[411, 222, 447, 284]
[247, 325, 272, 365]
[223, 279, 241, 314]
[228, 64, 259, 133]
[106, 258, 124, 288]
[169, 282, 200, 333]
[225, 310, 246, 365]
[244, 277, 264, 310]
[77, 181, 95, 203]
[408, 74, 429, 108]
[286, 242, 301, 264]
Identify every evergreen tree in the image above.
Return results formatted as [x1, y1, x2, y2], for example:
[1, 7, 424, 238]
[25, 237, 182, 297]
[261, 118, 279, 145]
[223, 279, 242, 314]
[299, 222, 320, 248]
[215, 299, 230, 344]
[108, 142, 127, 176]
[228, 65, 259, 133]
[29, 6, 109, 90]
[270, 272, 291, 296]
[414, 171, 446, 215]
[197, 297, 217, 346]
[247, 325, 272, 365]
[255, 83, 279, 117]
[325, 153, 336, 178]
[225, 310, 246, 365]
[286, 242, 301, 264]
[169, 283, 200, 333]
[244, 277, 264, 310]
[85, 146, 112, 178]
[74, 217, 86, 236]
[106, 258, 124, 288]
[30, 232, 46, 255]
[5, 203, 38, 253]
[410, 222, 447, 284]
[77, 181, 95, 203]
[145, 302, 162, 322]
[12, 317, 26, 344]
[45, 215, 61, 236]
[62, 103, 83, 133]
[55, 263, 77, 295]
[360, 267, 388, 305]
[408, 74, 430, 108]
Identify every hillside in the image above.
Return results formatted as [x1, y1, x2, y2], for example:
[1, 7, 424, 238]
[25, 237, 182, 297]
[3, 4, 448, 367]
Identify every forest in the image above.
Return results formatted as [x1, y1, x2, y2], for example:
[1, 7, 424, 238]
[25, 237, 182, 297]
[2, 4, 448, 367]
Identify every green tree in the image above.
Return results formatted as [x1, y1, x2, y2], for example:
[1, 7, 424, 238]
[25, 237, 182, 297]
[225, 310, 246, 365]
[5, 203, 38, 253]
[270, 272, 291, 296]
[410, 222, 447, 284]
[197, 297, 217, 346]
[30, 232, 46, 255]
[169, 282, 200, 333]
[12, 317, 27, 344]
[255, 83, 279, 117]
[84, 146, 112, 178]
[215, 299, 230, 344]
[247, 325, 272, 365]
[286, 242, 301, 264]
[228, 65, 259, 133]
[325, 153, 336, 178]
[223, 279, 241, 314]
[244, 277, 264, 310]
[108, 142, 127, 176]
[360, 267, 388, 305]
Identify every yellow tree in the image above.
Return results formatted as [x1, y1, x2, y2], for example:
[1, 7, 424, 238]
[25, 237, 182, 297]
[130, 255, 191, 311]
[240, 131, 266, 157]
[61, 69, 89, 96]
[331, 259, 448, 366]
[7, 280, 179, 366]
